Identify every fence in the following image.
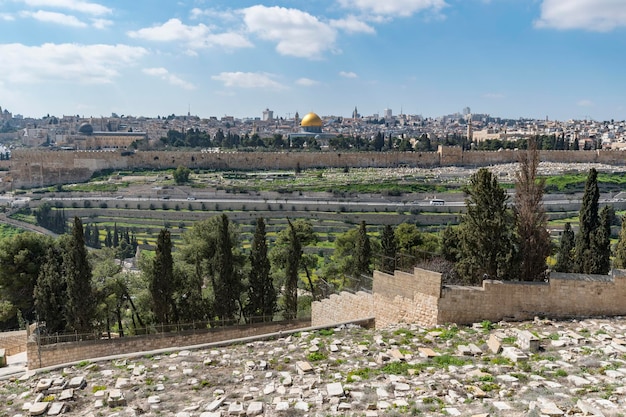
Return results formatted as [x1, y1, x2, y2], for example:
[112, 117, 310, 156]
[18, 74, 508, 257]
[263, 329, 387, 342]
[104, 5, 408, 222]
[28, 316, 312, 369]
[35, 315, 288, 346]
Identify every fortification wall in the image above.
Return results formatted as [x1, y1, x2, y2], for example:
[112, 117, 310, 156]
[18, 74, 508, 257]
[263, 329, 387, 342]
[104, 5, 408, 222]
[9, 147, 626, 189]
[27, 319, 310, 369]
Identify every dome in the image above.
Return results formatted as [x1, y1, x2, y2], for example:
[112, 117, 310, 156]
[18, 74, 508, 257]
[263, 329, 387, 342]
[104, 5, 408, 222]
[78, 123, 93, 135]
[300, 112, 323, 127]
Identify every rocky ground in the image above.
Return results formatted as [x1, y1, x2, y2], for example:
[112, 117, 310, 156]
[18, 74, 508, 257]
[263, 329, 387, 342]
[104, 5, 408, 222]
[3, 317, 626, 417]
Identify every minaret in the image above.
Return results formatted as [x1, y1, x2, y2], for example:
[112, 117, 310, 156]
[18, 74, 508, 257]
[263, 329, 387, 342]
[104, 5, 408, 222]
[467, 114, 473, 141]
[352, 106, 358, 119]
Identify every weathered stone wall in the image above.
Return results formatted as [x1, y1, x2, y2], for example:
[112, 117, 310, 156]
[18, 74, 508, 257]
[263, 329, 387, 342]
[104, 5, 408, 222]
[9, 147, 626, 189]
[311, 268, 626, 329]
[27, 319, 310, 369]
[0, 331, 27, 356]
[438, 272, 626, 324]
[311, 291, 374, 328]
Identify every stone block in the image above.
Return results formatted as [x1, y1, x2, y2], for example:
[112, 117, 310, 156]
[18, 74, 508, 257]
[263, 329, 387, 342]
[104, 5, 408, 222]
[326, 382, 344, 397]
[487, 334, 502, 354]
[295, 361, 313, 374]
[246, 401, 264, 416]
[47, 402, 65, 416]
[29, 402, 49, 416]
[501, 347, 528, 362]
[516, 330, 540, 352]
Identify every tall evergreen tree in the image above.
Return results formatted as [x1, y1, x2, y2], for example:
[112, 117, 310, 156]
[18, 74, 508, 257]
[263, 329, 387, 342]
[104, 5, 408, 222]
[440, 225, 460, 263]
[613, 216, 626, 269]
[245, 218, 275, 322]
[63, 217, 95, 333]
[590, 205, 612, 274]
[149, 229, 175, 325]
[283, 219, 302, 320]
[379, 224, 397, 274]
[456, 168, 518, 283]
[514, 137, 551, 281]
[355, 221, 372, 276]
[574, 168, 600, 273]
[34, 245, 67, 334]
[212, 214, 241, 322]
[554, 222, 575, 273]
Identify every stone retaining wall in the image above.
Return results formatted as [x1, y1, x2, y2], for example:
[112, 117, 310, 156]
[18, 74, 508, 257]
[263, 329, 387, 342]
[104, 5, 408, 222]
[311, 268, 626, 329]
[0, 331, 27, 356]
[27, 319, 310, 369]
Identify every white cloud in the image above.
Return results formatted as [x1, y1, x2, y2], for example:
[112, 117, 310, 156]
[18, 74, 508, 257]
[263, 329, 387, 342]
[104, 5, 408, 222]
[127, 18, 252, 50]
[577, 99, 594, 107]
[241, 5, 337, 59]
[483, 93, 505, 99]
[295, 78, 320, 86]
[330, 15, 376, 34]
[21, 10, 87, 27]
[20, 0, 112, 16]
[91, 18, 112, 29]
[212, 72, 286, 89]
[142, 67, 195, 90]
[339, 71, 358, 78]
[337, 0, 447, 18]
[1, 13, 15, 21]
[0, 43, 148, 84]
[535, 0, 626, 31]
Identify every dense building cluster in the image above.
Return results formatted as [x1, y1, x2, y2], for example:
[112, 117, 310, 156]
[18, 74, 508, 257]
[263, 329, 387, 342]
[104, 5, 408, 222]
[1, 105, 625, 151]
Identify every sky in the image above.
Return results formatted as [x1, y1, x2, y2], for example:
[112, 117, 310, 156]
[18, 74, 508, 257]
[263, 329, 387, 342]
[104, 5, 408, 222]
[0, 0, 625, 121]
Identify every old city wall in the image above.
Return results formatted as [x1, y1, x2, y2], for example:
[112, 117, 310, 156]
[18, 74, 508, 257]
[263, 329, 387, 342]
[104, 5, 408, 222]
[312, 269, 626, 329]
[27, 319, 310, 370]
[10, 147, 626, 189]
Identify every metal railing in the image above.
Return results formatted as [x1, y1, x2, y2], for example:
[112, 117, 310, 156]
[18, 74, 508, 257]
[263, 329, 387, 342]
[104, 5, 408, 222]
[35, 315, 309, 347]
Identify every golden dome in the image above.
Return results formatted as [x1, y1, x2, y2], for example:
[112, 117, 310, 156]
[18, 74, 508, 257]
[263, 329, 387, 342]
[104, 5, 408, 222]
[300, 112, 323, 127]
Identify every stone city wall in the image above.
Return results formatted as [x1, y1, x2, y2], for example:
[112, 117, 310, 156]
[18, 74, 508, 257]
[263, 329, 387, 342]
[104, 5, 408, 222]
[9, 147, 626, 189]
[311, 268, 626, 329]
[27, 319, 310, 369]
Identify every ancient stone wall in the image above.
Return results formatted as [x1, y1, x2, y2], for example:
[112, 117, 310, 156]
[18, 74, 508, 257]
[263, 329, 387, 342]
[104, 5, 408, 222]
[311, 268, 626, 329]
[0, 331, 27, 356]
[438, 272, 626, 324]
[27, 319, 310, 369]
[310, 292, 374, 328]
[9, 147, 626, 189]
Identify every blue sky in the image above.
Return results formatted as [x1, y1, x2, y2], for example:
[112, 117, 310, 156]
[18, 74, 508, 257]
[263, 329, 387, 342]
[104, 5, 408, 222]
[0, 0, 625, 121]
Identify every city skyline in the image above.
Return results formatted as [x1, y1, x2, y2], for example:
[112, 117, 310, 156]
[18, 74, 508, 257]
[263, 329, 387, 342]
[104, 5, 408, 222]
[0, 0, 625, 121]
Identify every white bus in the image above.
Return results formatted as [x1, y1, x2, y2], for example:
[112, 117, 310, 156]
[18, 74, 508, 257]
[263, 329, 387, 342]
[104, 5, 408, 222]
[429, 199, 445, 206]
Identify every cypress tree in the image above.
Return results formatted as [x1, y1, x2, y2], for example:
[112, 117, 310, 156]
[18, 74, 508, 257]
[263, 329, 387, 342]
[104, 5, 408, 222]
[379, 224, 397, 274]
[150, 229, 175, 325]
[590, 205, 612, 274]
[355, 221, 372, 276]
[283, 219, 302, 320]
[246, 217, 275, 322]
[613, 216, 626, 269]
[63, 217, 95, 333]
[574, 168, 599, 273]
[34, 246, 67, 333]
[212, 214, 241, 322]
[554, 222, 575, 273]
